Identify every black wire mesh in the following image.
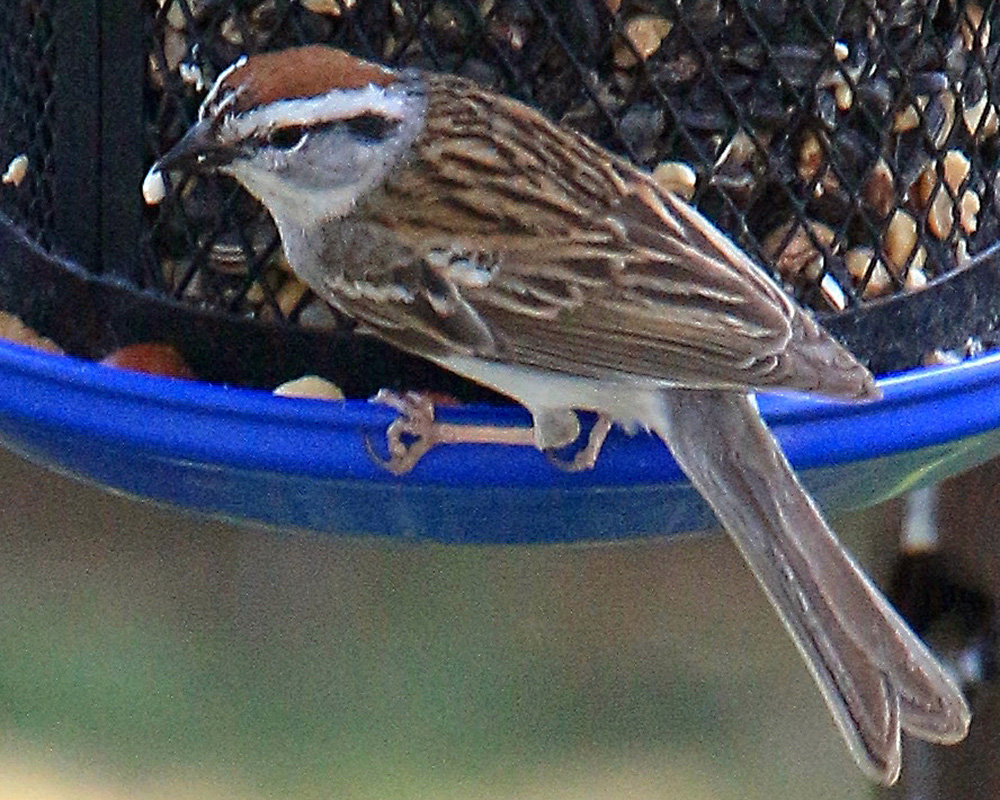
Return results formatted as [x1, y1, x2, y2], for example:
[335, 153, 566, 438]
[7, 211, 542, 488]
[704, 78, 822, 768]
[140, 0, 1000, 329]
[0, 0, 57, 250]
[2, 0, 1000, 379]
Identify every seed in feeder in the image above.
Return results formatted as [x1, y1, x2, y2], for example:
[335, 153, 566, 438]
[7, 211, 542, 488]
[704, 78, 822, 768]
[151, 28, 187, 87]
[277, 277, 311, 317]
[923, 349, 963, 366]
[2, 154, 28, 187]
[911, 152, 961, 203]
[884, 210, 918, 273]
[142, 168, 166, 205]
[0, 311, 62, 354]
[819, 273, 847, 311]
[960, 190, 980, 234]
[273, 375, 344, 401]
[845, 247, 877, 281]
[905, 266, 928, 292]
[819, 71, 854, 111]
[206, 239, 251, 275]
[652, 160, 696, 200]
[220, 16, 243, 45]
[929, 92, 956, 149]
[163, 0, 186, 30]
[863, 158, 895, 217]
[763, 219, 834, 279]
[927, 188, 954, 240]
[494, 19, 526, 51]
[959, 3, 990, 51]
[797, 131, 823, 182]
[913, 164, 936, 207]
[963, 94, 999, 138]
[833, 41, 849, 61]
[861, 261, 893, 300]
[956, 237, 970, 265]
[300, 0, 357, 16]
[835, 82, 853, 111]
[980, 106, 999, 139]
[863, 265, 893, 298]
[716, 129, 757, 170]
[920, 151, 971, 239]
[614, 16, 672, 67]
[100, 343, 196, 379]
[893, 103, 920, 133]
[942, 150, 971, 193]
[244, 281, 267, 305]
[846, 247, 894, 298]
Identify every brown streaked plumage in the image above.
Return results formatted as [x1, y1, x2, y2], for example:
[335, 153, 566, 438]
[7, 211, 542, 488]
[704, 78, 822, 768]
[148, 46, 971, 785]
[356, 77, 874, 396]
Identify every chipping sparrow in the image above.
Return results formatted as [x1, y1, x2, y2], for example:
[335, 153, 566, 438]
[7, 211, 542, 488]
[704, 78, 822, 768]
[147, 45, 970, 783]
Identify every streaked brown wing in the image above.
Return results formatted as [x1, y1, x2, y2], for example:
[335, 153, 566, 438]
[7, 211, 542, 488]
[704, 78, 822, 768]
[461, 185, 870, 396]
[344, 73, 876, 399]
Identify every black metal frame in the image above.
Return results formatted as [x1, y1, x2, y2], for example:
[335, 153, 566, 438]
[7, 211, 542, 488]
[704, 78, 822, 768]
[48, 1, 146, 277]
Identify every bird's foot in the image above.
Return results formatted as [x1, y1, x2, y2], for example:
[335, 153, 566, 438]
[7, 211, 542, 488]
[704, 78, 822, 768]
[366, 389, 537, 474]
[366, 390, 440, 475]
[544, 415, 613, 472]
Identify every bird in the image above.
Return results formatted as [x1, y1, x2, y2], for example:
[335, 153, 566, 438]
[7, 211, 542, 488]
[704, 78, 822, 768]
[147, 45, 970, 783]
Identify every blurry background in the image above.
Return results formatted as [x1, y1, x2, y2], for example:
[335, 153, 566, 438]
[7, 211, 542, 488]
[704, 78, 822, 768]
[0, 444, 917, 800]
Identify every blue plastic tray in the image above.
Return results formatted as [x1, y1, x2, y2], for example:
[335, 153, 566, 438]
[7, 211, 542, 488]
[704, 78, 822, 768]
[2, 338, 999, 542]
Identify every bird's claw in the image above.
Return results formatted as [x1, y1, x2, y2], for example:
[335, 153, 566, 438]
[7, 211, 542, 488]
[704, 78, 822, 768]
[366, 389, 441, 475]
[544, 415, 613, 472]
[367, 391, 608, 474]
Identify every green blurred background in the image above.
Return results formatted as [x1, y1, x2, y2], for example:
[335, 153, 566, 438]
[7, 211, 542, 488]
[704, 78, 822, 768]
[0, 445, 887, 800]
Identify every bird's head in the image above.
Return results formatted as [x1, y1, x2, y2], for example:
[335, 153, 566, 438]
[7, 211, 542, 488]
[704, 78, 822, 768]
[147, 46, 427, 227]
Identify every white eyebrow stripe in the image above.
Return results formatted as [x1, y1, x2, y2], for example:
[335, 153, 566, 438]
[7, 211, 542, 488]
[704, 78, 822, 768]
[226, 84, 408, 139]
[199, 55, 248, 120]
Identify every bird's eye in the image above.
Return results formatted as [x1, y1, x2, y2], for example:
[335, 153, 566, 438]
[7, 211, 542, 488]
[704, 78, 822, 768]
[344, 114, 397, 142]
[267, 126, 307, 150]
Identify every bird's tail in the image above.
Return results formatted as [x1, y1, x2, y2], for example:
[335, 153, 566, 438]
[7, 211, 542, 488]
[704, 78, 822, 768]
[650, 388, 970, 784]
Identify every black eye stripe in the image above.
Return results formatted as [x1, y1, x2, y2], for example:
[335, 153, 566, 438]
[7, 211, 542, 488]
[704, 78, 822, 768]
[342, 114, 398, 141]
[266, 125, 308, 149]
[254, 115, 400, 151]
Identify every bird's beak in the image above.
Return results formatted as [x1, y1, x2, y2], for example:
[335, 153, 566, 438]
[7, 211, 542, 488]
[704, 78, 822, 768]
[153, 120, 238, 173]
[144, 120, 241, 205]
